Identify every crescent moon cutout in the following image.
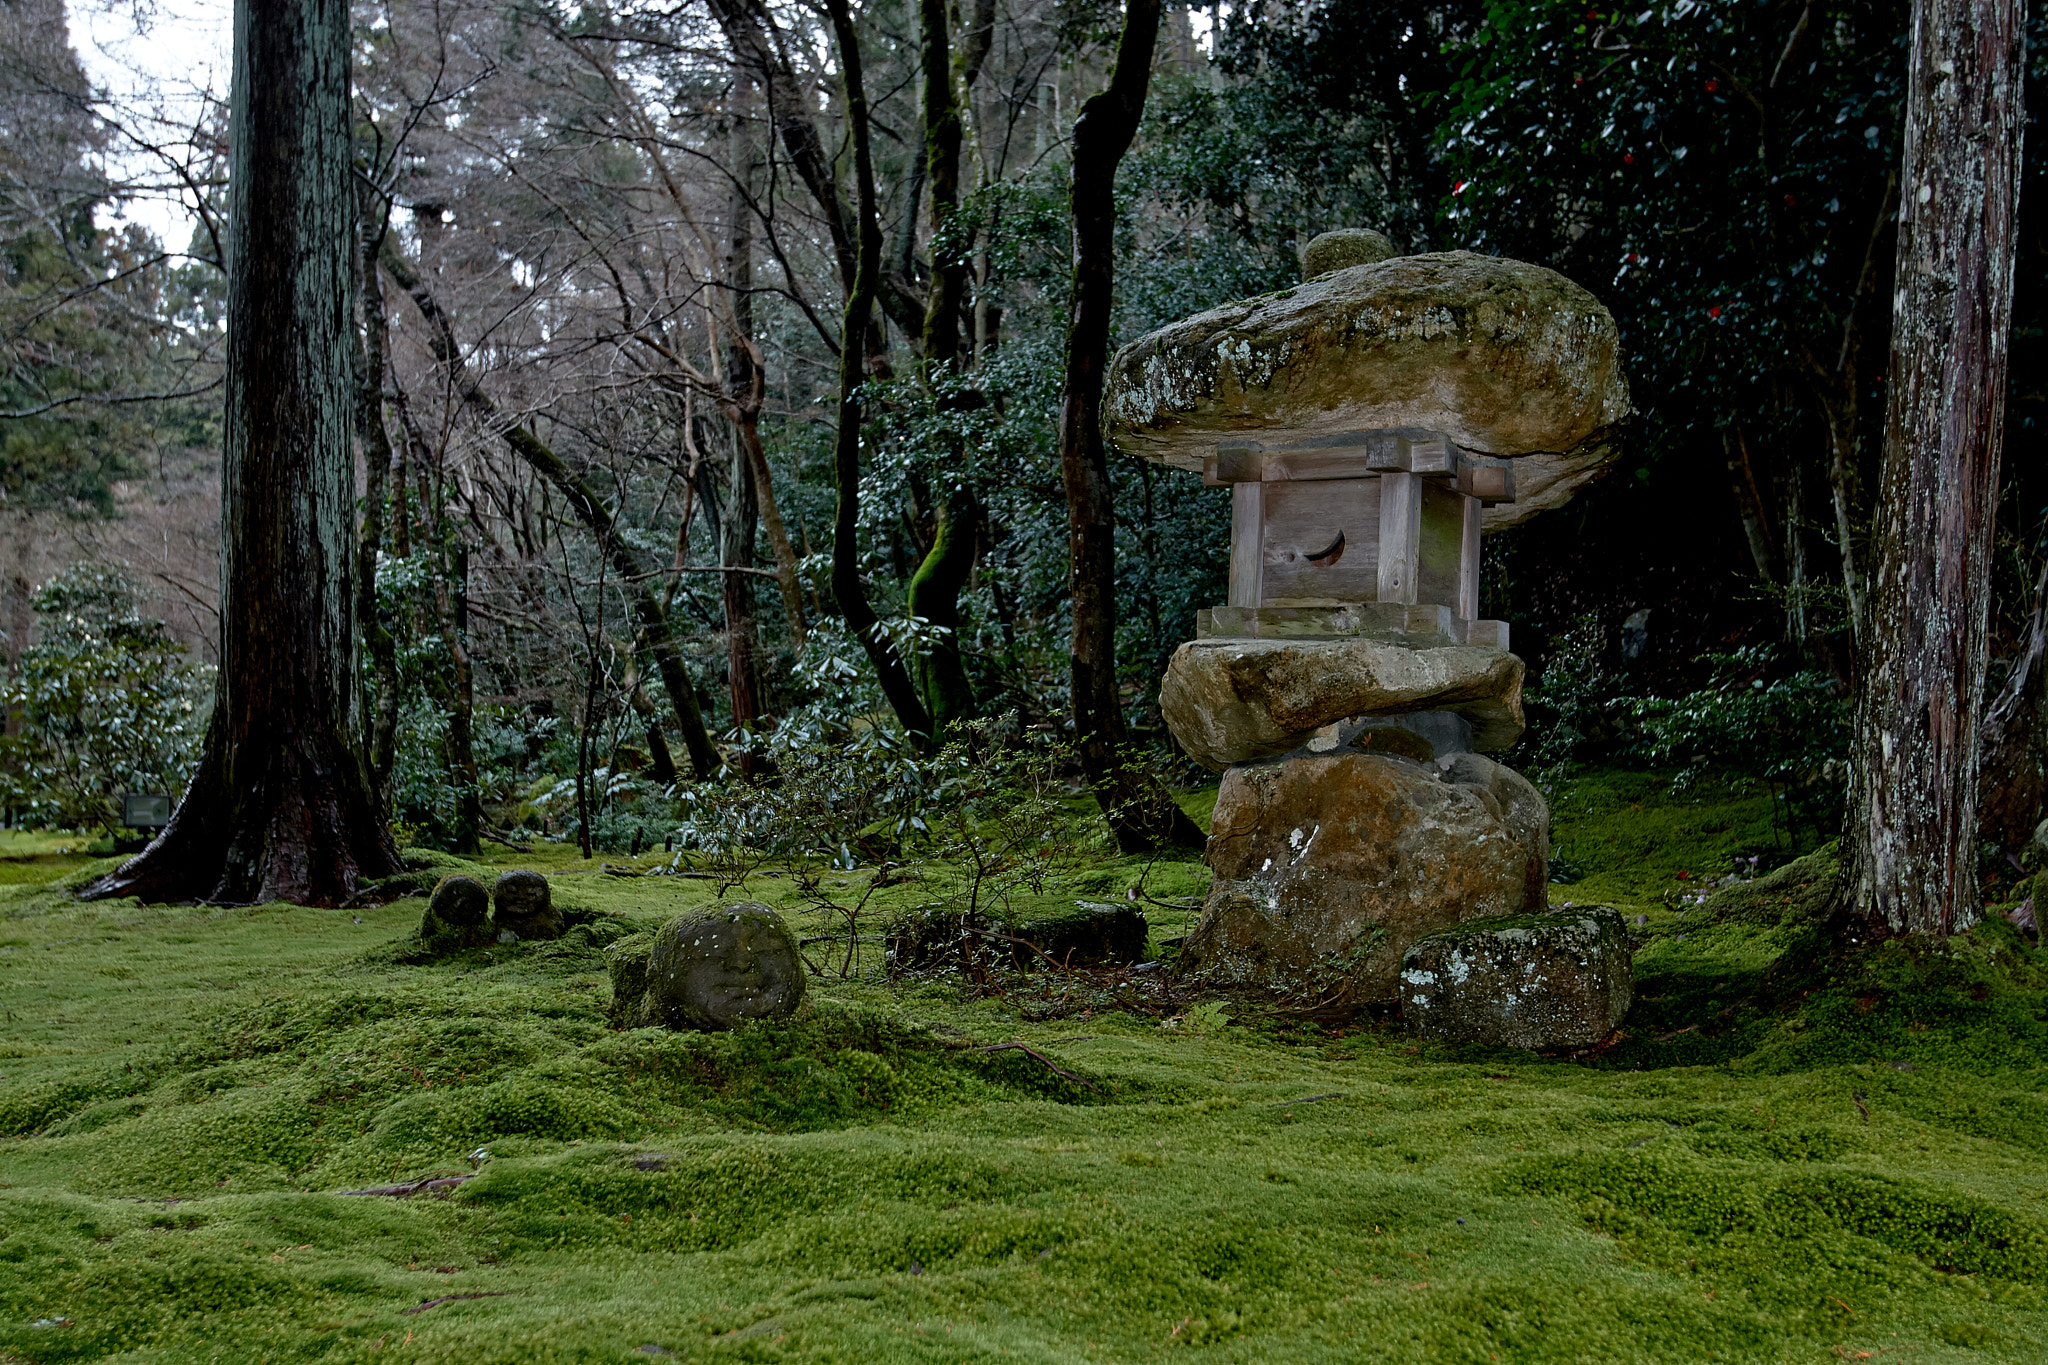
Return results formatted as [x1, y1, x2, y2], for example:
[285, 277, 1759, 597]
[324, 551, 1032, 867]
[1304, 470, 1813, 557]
[1304, 531, 1346, 567]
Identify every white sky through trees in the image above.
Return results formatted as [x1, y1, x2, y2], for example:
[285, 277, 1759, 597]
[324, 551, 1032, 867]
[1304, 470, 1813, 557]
[73, 0, 231, 251]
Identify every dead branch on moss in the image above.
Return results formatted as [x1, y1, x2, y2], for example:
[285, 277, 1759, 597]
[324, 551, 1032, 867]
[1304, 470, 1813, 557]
[338, 1174, 473, 1198]
[968, 1040, 1099, 1091]
[403, 1291, 510, 1314]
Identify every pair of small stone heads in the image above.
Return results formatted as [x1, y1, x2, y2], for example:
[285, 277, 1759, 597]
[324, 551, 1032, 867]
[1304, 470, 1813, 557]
[420, 869, 561, 952]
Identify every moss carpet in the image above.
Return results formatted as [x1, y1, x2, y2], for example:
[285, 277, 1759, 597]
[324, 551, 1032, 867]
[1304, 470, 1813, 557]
[2, 774, 2046, 1363]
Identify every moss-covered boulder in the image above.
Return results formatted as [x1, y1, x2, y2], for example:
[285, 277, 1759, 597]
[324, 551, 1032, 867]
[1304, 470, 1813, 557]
[1399, 906, 1632, 1049]
[641, 903, 807, 1031]
[604, 932, 655, 1025]
[890, 902, 1149, 972]
[419, 875, 493, 954]
[1176, 751, 1549, 1005]
[493, 869, 563, 941]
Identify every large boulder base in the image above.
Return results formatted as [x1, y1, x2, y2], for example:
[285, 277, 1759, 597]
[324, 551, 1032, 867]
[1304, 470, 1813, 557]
[1160, 636, 1524, 770]
[640, 903, 807, 1031]
[492, 868, 563, 941]
[1176, 750, 1549, 1004]
[420, 875, 494, 954]
[1102, 251, 1629, 529]
[1400, 906, 1632, 1049]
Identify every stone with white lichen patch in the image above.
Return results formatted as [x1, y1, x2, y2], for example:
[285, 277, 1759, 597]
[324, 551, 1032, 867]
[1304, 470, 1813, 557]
[1102, 251, 1630, 529]
[636, 902, 807, 1031]
[1399, 907, 1632, 1049]
[1173, 750, 1549, 1005]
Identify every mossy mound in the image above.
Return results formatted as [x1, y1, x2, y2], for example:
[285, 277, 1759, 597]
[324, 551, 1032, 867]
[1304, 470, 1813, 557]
[7, 780, 2048, 1361]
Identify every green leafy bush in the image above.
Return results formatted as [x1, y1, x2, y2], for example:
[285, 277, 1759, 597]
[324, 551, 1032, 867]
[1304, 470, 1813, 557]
[1621, 646, 1849, 836]
[0, 565, 211, 829]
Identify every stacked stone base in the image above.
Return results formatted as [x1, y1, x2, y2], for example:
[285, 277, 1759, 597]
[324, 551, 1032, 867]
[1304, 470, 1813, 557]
[1174, 745, 1548, 1005]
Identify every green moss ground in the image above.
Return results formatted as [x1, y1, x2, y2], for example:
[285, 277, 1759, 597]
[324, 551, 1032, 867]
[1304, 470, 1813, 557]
[2, 772, 2045, 1363]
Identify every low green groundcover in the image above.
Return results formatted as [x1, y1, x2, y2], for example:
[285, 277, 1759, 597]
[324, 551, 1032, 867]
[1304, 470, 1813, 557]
[0, 772, 2044, 1362]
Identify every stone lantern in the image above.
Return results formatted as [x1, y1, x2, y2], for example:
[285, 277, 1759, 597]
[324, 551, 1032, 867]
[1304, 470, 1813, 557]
[1103, 241, 1630, 1012]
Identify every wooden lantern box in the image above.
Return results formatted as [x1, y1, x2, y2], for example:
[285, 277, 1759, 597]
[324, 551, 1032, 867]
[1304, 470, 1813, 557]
[1197, 428, 1514, 649]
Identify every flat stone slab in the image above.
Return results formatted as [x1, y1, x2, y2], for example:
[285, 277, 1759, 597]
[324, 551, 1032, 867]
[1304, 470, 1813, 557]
[1175, 751, 1549, 1005]
[1102, 251, 1629, 528]
[1160, 636, 1523, 770]
[1400, 907, 1633, 1050]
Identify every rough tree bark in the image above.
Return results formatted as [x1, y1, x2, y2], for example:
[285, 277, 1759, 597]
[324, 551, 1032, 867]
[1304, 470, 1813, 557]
[722, 99, 766, 771]
[1843, 0, 2026, 937]
[82, 0, 400, 905]
[1058, 0, 1204, 852]
[824, 0, 935, 743]
[378, 245, 725, 781]
[353, 196, 402, 796]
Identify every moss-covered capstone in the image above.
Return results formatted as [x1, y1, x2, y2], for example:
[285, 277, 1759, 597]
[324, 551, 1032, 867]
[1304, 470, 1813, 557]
[419, 874, 493, 953]
[1300, 228, 1396, 278]
[492, 868, 563, 941]
[1400, 905, 1632, 1049]
[639, 902, 807, 1030]
[1102, 251, 1630, 528]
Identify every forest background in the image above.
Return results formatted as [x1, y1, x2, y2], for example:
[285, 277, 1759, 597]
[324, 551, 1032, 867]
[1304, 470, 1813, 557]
[4, 0, 2047, 860]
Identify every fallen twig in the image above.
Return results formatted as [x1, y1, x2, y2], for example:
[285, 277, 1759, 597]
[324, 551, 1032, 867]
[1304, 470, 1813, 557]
[1852, 1091, 1870, 1123]
[971, 1041, 1099, 1091]
[403, 1291, 509, 1315]
[1276, 1093, 1344, 1107]
[338, 1174, 473, 1198]
[479, 828, 533, 853]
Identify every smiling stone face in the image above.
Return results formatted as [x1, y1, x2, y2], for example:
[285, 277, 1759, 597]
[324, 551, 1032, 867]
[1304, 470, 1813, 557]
[1102, 251, 1630, 528]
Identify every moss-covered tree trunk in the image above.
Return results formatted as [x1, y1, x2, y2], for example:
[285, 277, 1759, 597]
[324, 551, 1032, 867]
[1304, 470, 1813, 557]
[1057, 0, 1204, 853]
[903, 0, 982, 737]
[1843, 0, 2026, 937]
[825, 0, 934, 744]
[82, 0, 400, 905]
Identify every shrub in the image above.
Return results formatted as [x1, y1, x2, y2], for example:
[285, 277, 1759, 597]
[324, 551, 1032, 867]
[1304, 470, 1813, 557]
[0, 565, 211, 829]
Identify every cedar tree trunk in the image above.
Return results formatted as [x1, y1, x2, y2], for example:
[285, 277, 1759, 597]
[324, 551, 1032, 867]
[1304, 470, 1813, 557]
[1843, 0, 2026, 936]
[1058, 0, 1204, 852]
[82, 0, 400, 905]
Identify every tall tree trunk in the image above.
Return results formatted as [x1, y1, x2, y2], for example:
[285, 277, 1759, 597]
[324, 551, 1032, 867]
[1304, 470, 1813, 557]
[434, 537, 484, 852]
[354, 197, 401, 796]
[1058, 0, 1204, 853]
[378, 244, 725, 781]
[722, 103, 766, 772]
[1843, 0, 2026, 937]
[704, 0, 925, 341]
[83, 0, 399, 905]
[904, 0, 980, 736]
[824, 0, 935, 743]
[1978, 559, 2048, 851]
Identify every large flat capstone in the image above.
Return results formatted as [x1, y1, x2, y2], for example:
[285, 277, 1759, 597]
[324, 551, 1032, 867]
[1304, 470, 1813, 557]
[1399, 907, 1632, 1049]
[1160, 636, 1523, 771]
[1174, 750, 1549, 1005]
[1102, 252, 1629, 528]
